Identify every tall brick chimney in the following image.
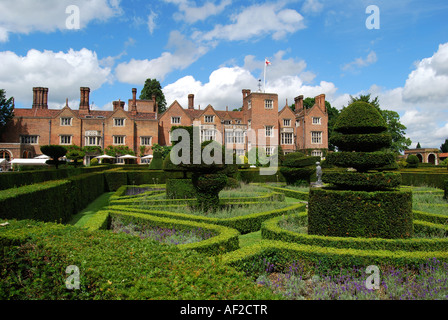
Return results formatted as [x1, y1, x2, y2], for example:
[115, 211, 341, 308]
[294, 95, 304, 113]
[242, 89, 251, 99]
[188, 94, 194, 110]
[130, 88, 137, 113]
[315, 94, 326, 113]
[32, 87, 49, 109]
[79, 87, 90, 112]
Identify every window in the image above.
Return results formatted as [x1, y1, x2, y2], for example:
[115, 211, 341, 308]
[204, 115, 215, 123]
[114, 118, 125, 127]
[171, 117, 181, 124]
[223, 120, 231, 125]
[140, 136, 152, 146]
[248, 120, 251, 129]
[283, 119, 291, 127]
[311, 150, 323, 158]
[0, 150, 11, 161]
[236, 149, 245, 156]
[296, 120, 300, 127]
[265, 147, 274, 156]
[248, 100, 252, 109]
[311, 131, 322, 144]
[226, 131, 244, 144]
[265, 126, 274, 137]
[60, 117, 72, 126]
[281, 133, 293, 145]
[312, 117, 321, 125]
[86, 136, 101, 146]
[113, 136, 125, 145]
[20, 135, 38, 144]
[60, 135, 72, 145]
[265, 100, 273, 109]
[202, 130, 215, 142]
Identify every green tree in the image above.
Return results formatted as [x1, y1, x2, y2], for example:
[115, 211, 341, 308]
[140, 78, 167, 114]
[440, 139, 448, 153]
[40, 145, 67, 169]
[152, 143, 172, 159]
[66, 149, 86, 167]
[416, 142, 421, 149]
[347, 94, 411, 154]
[0, 89, 14, 131]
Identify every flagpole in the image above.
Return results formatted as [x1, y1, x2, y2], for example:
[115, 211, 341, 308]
[264, 59, 267, 93]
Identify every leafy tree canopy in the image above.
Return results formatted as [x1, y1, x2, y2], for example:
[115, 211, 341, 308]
[0, 89, 14, 130]
[140, 78, 167, 114]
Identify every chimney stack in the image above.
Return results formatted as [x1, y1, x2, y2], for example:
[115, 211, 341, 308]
[294, 95, 304, 113]
[315, 94, 326, 112]
[131, 88, 137, 113]
[32, 87, 49, 109]
[79, 87, 90, 112]
[113, 100, 125, 111]
[188, 94, 195, 110]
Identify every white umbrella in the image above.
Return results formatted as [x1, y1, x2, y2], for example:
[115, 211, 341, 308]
[95, 154, 115, 159]
[34, 154, 50, 159]
[10, 159, 48, 166]
[119, 154, 138, 159]
[141, 155, 153, 159]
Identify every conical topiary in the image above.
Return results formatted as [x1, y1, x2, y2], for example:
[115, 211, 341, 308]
[307, 101, 413, 239]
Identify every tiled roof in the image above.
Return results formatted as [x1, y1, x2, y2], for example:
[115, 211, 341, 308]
[13, 108, 61, 118]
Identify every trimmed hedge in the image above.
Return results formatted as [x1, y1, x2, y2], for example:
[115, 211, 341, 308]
[325, 151, 396, 172]
[333, 101, 388, 134]
[261, 212, 448, 252]
[263, 185, 309, 201]
[222, 240, 448, 276]
[399, 170, 448, 189]
[322, 171, 402, 190]
[308, 188, 413, 239]
[108, 210, 240, 255]
[107, 203, 306, 234]
[330, 132, 392, 152]
[445, 180, 448, 200]
[0, 180, 73, 223]
[166, 179, 196, 199]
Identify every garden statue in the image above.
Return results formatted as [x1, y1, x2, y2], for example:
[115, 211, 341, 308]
[315, 162, 323, 186]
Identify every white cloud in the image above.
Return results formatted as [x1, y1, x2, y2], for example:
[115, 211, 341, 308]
[0, 48, 111, 106]
[342, 51, 378, 72]
[195, 3, 305, 41]
[115, 31, 208, 84]
[147, 10, 158, 34]
[302, 0, 324, 14]
[403, 43, 448, 103]
[166, 0, 232, 24]
[0, 0, 122, 42]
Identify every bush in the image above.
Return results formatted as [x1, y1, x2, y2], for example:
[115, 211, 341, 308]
[444, 180, 448, 200]
[325, 151, 396, 172]
[166, 178, 196, 199]
[148, 151, 163, 170]
[308, 188, 413, 239]
[333, 101, 388, 134]
[330, 132, 392, 152]
[322, 171, 402, 191]
[406, 154, 420, 168]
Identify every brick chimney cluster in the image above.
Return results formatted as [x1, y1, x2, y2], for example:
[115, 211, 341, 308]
[315, 94, 326, 113]
[32, 87, 49, 109]
[113, 100, 125, 111]
[294, 95, 304, 113]
[79, 87, 90, 112]
[130, 88, 137, 114]
[188, 94, 194, 110]
[242, 89, 251, 99]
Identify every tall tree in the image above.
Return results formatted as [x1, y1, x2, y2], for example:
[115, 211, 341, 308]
[347, 94, 411, 154]
[416, 142, 421, 149]
[140, 78, 167, 114]
[440, 139, 448, 153]
[0, 89, 14, 131]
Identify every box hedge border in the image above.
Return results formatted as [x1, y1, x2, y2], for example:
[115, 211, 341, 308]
[261, 211, 448, 252]
[106, 203, 306, 234]
[221, 240, 448, 276]
[88, 210, 240, 255]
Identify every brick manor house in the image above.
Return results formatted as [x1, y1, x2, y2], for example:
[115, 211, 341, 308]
[0, 86, 328, 165]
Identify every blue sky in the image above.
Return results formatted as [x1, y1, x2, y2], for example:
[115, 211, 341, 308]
[0, 0, 447, 148]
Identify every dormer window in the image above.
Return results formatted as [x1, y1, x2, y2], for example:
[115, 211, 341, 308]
[312, 117, 321, 125]
[205, 115, 215, 123]
[283, 119, 291, 127]
[114, 118, 125, 127]
[171, 117, 181, 124]
[60, 117, 72, 126]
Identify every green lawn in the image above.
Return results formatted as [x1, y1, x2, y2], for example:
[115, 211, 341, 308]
[69, 192, 114, 228]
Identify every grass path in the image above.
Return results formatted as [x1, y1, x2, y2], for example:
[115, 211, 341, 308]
[69, 192, 114, 228]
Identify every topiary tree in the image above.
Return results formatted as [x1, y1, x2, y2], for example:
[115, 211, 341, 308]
[40, 145, 67, 169]
[66, 149, 85, 168]
[148, 151, 163, 170]
[308, 101, 413, 239]
[279, 152, 319, 185]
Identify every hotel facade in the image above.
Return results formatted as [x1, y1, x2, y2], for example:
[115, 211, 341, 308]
[0, 86, 328, 165]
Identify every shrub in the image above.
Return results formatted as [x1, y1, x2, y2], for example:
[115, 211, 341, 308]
[166, 178, 196, 199]
[279, 152, 319, 185]
[444, 180, 448, 200]
[333, 101, 388, 134]
[308, 188, 413, 239]
[406, 154, 420, 168]
[148, 151, 163, 170]
[40, 145, 67, 169]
